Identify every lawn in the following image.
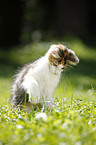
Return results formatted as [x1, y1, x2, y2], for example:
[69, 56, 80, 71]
[0, 37, 96, 145]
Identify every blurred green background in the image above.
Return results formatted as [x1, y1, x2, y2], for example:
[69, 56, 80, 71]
[0, 0, 96, 104]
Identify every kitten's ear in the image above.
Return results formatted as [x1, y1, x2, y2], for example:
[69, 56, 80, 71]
[67, 52, 79, 65]
[48, 50, 61, 66]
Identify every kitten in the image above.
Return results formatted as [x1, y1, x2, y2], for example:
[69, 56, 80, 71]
[11, 44, 79, 111]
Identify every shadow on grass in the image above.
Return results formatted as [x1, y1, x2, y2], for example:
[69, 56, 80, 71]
[62, 58, 96, 89]
[78, 59, 96, 78]
[0, 57, 21, 78]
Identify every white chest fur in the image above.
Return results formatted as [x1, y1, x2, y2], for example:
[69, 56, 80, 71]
[21, 56, 61, 108]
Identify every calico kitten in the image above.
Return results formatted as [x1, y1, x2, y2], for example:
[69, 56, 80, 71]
[11, 44, 79, 111]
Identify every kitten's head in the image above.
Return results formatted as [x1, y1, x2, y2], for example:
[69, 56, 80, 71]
[47, 44, 79, 69]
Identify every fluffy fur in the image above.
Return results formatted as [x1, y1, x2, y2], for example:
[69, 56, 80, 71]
[11, 44, 79, 111]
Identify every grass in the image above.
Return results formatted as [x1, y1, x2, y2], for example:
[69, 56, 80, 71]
[0, 37, 96, 145]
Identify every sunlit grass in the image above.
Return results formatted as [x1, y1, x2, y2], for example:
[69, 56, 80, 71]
[0, 78, 11, 105]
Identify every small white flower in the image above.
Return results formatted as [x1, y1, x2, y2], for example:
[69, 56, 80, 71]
[88, 119, 91, 125]
[59, 142, 66, 145]
[37, 133, 42, 138]
[16, 125, 24, 129]
[35, 113, 47, 121]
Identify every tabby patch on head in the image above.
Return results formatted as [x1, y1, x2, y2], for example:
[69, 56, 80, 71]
[48, 44, 79, 67]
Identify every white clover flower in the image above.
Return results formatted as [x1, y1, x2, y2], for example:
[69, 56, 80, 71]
[35, 113, 47, 121]
[16, 125, 24, 129]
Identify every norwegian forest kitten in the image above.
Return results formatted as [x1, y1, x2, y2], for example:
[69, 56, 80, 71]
[11, 44, 79, 111]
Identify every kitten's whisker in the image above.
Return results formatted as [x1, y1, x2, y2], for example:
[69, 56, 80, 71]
[68, 65, 74, 69]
